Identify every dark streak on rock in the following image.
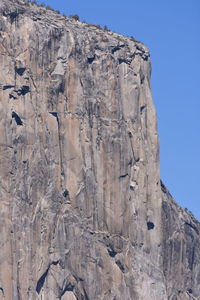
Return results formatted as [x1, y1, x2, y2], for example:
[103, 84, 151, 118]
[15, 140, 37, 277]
[60, 283, 74, 296]
[12, 112, 23, 126]
[36, 268, 49, 294]
[87, 55, 95, 64]
[63, 189, 69, 198]
[18, 85, 30, 96]
[116, 260, 125, 273]
[147, 221, 154, 230]
[107, 247, 117, 258]
[36, 261, 60, 294]
[118, 58, 129, 65]
[49, 112, 59, 126]
[15, 67, 26, 76]
[111, 44, 125, 54]
[160, 180, 173, 197]
[9, 93, 17, 99]
[119, 173, 128, 179]
[128, 131, 133, 138]
[140, 105, 146, 113]
[49, 112, 58, 118]
[185, 222, 199, 235]
[3, 85, 15, 90]
[3, 11, 18, 23]
[51, 260, 60, 265]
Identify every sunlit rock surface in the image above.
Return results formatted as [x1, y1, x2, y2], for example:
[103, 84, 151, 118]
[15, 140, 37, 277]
[0, 1, 199, 299]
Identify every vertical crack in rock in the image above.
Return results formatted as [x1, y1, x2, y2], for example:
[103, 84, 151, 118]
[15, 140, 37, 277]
[49, 111, 65, 188]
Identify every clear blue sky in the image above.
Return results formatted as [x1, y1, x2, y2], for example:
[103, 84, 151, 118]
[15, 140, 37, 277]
[38, 0, 200, 220]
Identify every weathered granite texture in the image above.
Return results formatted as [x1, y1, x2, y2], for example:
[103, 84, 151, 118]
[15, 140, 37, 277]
[0, 0, 199, 299]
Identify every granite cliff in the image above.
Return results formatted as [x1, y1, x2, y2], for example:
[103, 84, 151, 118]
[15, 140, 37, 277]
[0, 0, 199, 299]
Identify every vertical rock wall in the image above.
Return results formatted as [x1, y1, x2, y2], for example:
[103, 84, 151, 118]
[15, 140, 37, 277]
[0, 1, 199, 299]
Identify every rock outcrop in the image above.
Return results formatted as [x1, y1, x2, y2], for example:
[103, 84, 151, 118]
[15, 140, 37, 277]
[0, 1, 199, 299]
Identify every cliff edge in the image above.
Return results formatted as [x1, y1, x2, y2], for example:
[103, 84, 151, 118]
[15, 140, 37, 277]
[0, 1, 199, 299]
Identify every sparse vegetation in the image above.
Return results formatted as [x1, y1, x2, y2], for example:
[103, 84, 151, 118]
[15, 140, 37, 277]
[69, 14, 80, 21]
[103, 25, 109, 31]
[21, 0, 115, 36]
[46, 5, 53, 11]
[91, 24, 102, 29]
[130, 36, 141, 43]
[22, 0, 57, 13]
[130, 36, 136, 42]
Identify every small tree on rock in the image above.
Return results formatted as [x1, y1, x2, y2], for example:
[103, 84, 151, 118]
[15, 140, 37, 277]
[70, 14, 80, 21]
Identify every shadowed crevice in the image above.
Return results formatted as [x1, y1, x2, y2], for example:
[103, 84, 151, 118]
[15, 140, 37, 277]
[147, 221, 154, 230]
[18, 85, 30, 96]
[119, 173, 128, 179]
[0, 287, 4, 295]
[87, 55, 95, 64]
[60, 283, 74, 297]
[63, 189, 69, 198]
[3, 85, 15, 90]
[49, 112, 58, 118]
[185, 222, 199, 235]
[36, 268, 49, 294]
[115, 259, 126, 273]
[12, 112, 23, 126]
[15, 67, 26, 76]
[111, 44, 125, 54]
[107, 246, 117, 258]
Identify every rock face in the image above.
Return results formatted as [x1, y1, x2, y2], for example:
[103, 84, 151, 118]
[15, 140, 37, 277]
[0, 1, 199, 299]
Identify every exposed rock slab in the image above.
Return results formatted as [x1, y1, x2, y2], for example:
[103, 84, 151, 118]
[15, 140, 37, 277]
[0, 1, 199, 299]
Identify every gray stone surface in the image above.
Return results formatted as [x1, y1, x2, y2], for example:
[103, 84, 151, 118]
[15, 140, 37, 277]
[0, 0, 199, 299]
